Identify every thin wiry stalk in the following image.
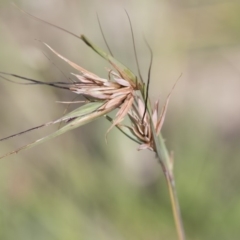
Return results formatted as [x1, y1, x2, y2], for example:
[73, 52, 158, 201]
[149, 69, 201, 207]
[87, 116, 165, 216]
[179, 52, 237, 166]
[57, 95, 80, 130]
[12, 3, 82, 40]
[124, 10, 144, 85]
[142, 36, 153, 124]
[105, 115, 141, 144]
[96, 13, 114, 57]
[56, 100, 87, 104]
[41, 51, 74, 83]
[0, 123, 47, 142]
[0, 72, 72, 89]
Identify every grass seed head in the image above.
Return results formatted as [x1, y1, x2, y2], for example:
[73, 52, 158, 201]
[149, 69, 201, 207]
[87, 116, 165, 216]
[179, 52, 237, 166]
[45, 43, 136, 133]
[128, 97, 166, 151]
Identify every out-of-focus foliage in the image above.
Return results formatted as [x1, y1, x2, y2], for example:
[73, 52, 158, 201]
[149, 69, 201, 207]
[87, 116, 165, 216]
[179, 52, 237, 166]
[0, 0, 240, 239]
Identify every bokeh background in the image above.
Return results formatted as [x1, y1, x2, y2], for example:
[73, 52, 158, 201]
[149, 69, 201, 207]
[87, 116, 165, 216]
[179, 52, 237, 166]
[0, 0, 240, 239]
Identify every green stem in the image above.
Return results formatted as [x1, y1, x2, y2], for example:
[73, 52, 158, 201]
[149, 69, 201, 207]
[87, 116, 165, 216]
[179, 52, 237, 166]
[157, 134, 186, 240]
[146, 97, 185, 240]
[165, 170, 185, 240]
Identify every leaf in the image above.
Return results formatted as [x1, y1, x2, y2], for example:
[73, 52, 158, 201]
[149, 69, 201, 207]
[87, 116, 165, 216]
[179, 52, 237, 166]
[53, 101, 104, 123]
[0, 102, 113, 159]
[81, 35, 137, 85]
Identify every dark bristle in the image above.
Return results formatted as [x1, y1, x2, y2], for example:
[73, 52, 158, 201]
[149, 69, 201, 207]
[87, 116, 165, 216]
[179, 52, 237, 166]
[0, 72, 71, 90]
[41, 51, 74, 83]
[0, 123, 46, 142]
[142, 37, 153, 123]
[12, 3, 82, 41]
[97, 13, 114, 57]
[124, 9, 144, 84]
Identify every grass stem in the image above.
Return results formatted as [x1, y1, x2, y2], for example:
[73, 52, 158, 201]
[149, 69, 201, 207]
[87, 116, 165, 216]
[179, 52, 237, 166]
[165, 170, 186, 240]
[157, 134, 186, 240]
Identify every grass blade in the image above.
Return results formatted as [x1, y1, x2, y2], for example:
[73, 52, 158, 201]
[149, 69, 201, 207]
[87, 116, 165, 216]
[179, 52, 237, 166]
[0, 102, 112, 159]
[77, 35, 138, 85]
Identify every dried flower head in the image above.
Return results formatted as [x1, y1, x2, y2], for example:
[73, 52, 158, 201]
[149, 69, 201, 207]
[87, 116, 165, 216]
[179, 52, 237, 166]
[126, 98, 160, 151]
[44, 43, 136, 132]
[125, 76, 178, 152]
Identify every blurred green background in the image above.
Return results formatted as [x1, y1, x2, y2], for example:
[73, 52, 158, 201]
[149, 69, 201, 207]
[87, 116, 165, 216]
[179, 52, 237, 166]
[0, 0, 240, 239]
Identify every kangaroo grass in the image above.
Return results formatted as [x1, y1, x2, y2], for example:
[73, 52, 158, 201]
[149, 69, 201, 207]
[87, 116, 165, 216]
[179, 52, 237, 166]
[0, 5, 186, 240]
